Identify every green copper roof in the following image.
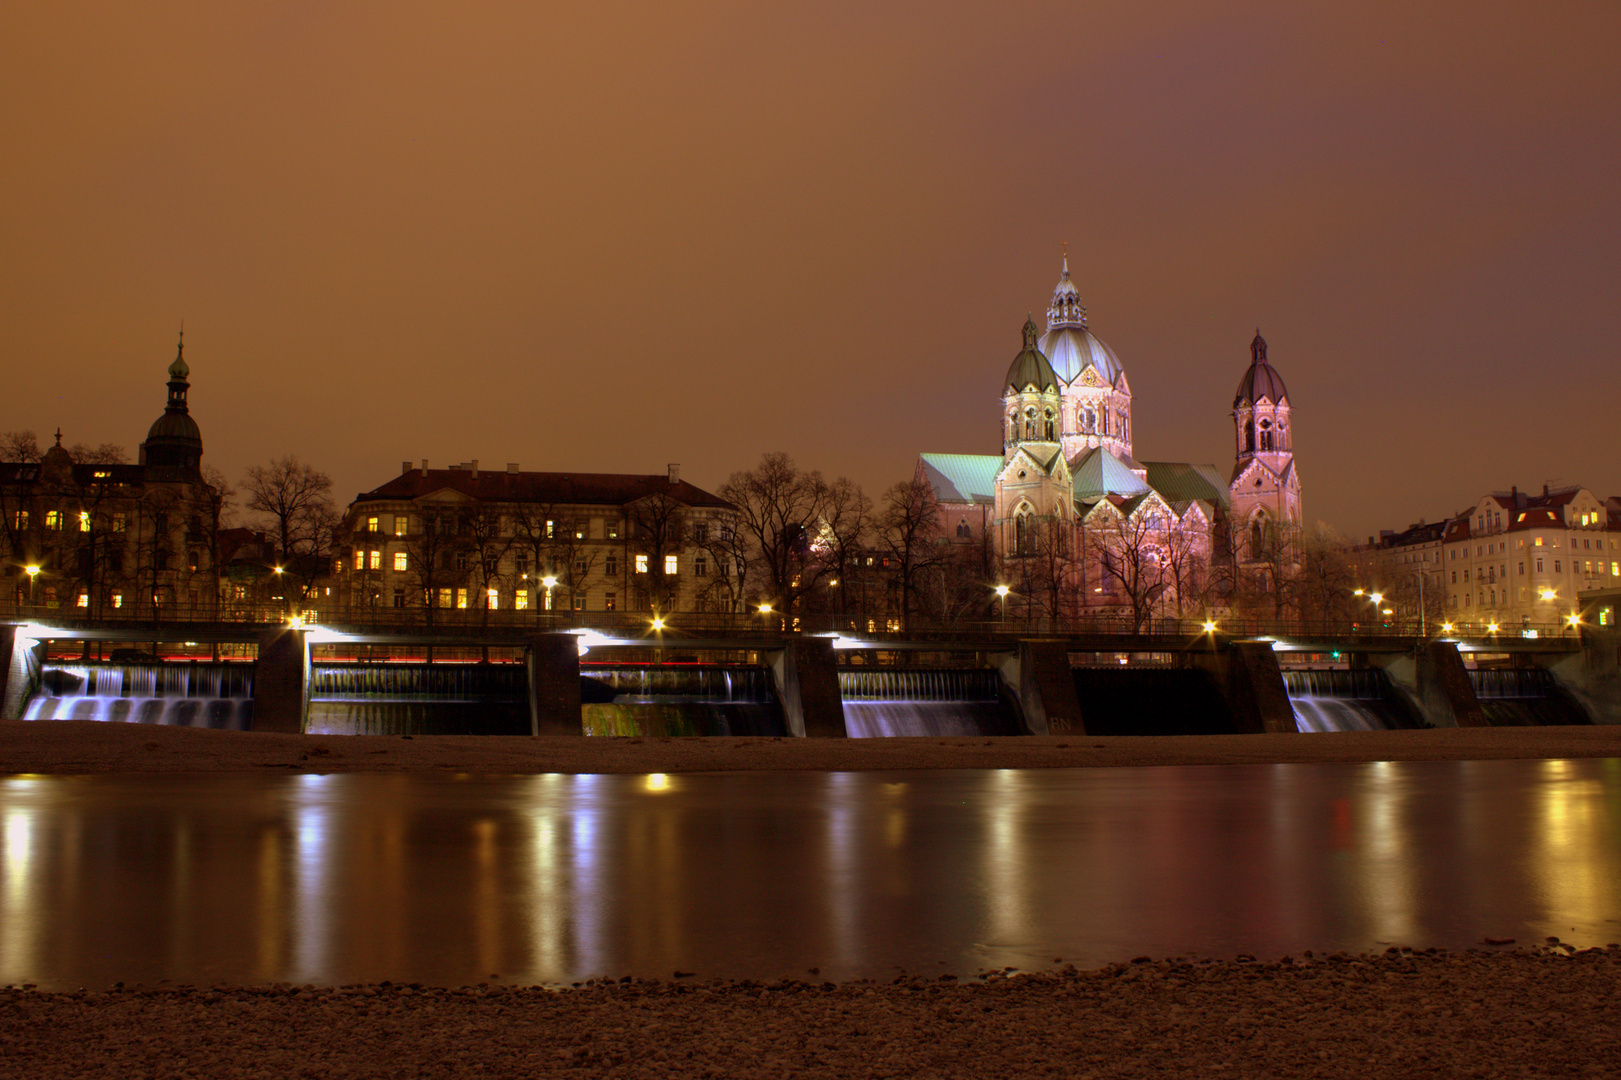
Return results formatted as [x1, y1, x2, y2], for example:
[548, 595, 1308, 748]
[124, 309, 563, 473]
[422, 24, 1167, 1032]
[919, 453, 999, 504]
[1071, 447, 1150, 499]
[1142, 461, 1230, 508]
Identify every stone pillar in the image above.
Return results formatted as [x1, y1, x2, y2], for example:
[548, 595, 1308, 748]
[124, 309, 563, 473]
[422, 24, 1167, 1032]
[255, 628, 309, 734]
[0, 625, 44, 721]
[530, 634, 583, 736]
[996, 640, 1084, 735]
[1546, 631, 1621, 725]
[1225, 641, 1296, 734]
[768, 637, 846, 738]
[1413, 642, 1488, 728]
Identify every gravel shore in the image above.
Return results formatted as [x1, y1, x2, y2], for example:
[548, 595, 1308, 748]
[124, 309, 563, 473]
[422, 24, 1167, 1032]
[3, 718, 1620, 775]
[4, 947, 1617, 1079]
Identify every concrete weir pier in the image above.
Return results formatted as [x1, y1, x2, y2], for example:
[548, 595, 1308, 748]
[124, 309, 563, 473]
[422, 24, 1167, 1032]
[1, 621, 1617, 736]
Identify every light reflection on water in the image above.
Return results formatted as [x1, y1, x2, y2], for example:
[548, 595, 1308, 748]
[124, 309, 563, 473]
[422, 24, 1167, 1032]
[0, 760, 1619, 989]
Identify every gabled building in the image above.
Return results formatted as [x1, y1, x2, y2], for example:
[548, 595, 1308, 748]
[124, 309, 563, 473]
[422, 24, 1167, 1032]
[336, 462, 736, 621]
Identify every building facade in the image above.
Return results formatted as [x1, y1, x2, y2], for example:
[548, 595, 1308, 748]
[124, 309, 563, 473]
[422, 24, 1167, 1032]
[916, 258, 1303, 622]
[334, 462, 737, 621]
[0, 335, 227, 620]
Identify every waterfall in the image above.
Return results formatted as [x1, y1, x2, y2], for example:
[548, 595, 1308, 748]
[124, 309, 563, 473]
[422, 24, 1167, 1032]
[22, 661, 255, 730]
[1281, 669, 1424, 733]
[307, 662, 530, 736]
[579, 664, 788, 737]
[836, 668, 1021, 737]
[1468, 668, 1590, 726]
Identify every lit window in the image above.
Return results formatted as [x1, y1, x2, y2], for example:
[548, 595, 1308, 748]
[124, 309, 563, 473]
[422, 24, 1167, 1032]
[393, 515, 408, 535]
[572, 595, 585, 611]
[437, 588, 453, 608]
[368, 550, 382, 570]
[607, 522, 620, 539]
[78, 511, 91, 532]
[44, 510, 62, 530]
[76, 593, 88, 608]
[575, 524, 587, 540]
[456, 588, 468, 609]
[354, 550, 365, 570]
[393, 551, 408, 572]
[112, 592, 123, 609]
[635, 555, 649, 574]
[487, 588, 499, 609]
[1535, 537, 1544, 546]
[111, 513, 126, 532]
[515, 589, 529, 611]
[665, 554, 679, 575]
[366, 516, 379, 532]
[604, 591, 617, 611]
[545, 519, 555, 538]
[13, 511, 27, 529]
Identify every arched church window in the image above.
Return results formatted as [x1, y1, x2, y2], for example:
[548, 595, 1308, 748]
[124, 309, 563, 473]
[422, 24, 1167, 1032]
[1250, 515, 1267, 559]
[1043, 411, 1055, 440]
[1245, 422, 1255, 453]
[1014, 511, 1035, 556]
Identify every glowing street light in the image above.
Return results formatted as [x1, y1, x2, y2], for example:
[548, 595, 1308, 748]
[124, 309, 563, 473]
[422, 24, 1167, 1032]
[651, 617, 665, 632]
[24, 564, 39, 606]
[1441, 622, 1455, 635]
[1201, 619, 1218, 634]
[541, 574, 558, 627]
[1539, 588, 1557, 602]
[994, 584, 1010, 625]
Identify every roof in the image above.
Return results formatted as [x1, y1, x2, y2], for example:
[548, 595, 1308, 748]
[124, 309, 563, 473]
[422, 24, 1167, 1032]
[1234, 332, 1289, 406]
[1071, 447, 1149, 499]
[1005, 317, 1059, 394]
[1141, 461, 1231, 508]
[353, 469, 733, 510]
[919, 453, 999, 504]
[1041, 325, 1123, 387]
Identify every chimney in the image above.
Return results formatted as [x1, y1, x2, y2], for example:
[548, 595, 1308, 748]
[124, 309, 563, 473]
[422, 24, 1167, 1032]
[420, 459, 429, 473]
[471, 459, 479, 479]
[402, 461, 412, 476]
[667, 463, 680, 485]
[507, 462, 519, 474]
[1543, 483, 1550, 497]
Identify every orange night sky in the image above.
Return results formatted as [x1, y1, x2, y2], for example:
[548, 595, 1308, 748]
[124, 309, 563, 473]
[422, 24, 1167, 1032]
[3, 2, 1617, 538]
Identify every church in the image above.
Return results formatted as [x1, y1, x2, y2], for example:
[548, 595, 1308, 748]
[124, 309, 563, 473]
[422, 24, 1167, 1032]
[916, 257, 1301, 622]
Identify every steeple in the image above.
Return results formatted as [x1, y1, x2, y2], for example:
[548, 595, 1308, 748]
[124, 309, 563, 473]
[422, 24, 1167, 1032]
[141, 330, 203, 478]
[1046, 249, 1087, 331]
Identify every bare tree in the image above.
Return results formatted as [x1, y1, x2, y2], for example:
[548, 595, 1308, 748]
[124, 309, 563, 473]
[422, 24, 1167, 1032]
[626, 491, 688, 616]
[718, 452, 839, 619]
[243, 456, 335, 569]
[1296, 524, 1358, 634]
[878, 476, 946, 630]
[466, 507, 514, 624]
[1093, 499, 1173, 633]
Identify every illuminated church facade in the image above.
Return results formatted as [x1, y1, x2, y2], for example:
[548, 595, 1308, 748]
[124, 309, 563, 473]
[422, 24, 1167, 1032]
[917, 258, 1301, 619]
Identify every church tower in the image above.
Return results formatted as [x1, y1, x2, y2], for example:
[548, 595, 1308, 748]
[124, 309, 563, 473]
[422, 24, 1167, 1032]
[139, 330, 204, 481]
[1229, 331, 1301, 560]
[995, 317, 1070, 558]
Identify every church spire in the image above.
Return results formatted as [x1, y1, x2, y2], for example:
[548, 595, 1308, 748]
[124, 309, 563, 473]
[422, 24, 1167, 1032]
[1046, 249, 1086, 330]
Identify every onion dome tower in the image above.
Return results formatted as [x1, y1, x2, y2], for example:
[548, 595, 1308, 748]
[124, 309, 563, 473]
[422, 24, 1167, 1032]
[1002, 316, 1062, 461]
[1229, 330, 1301, 560]
[140, 330, 203, 480]
[1038, 254, 1133, 462]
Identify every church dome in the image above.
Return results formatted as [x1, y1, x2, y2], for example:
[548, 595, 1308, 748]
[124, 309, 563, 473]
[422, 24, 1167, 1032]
[1005, 316, 1059, 393]
[145, 410, 202, 446]
[1040, 258, 1124, 386]
[1234, 331, 1289, 406]
[141, 332, 203, 476]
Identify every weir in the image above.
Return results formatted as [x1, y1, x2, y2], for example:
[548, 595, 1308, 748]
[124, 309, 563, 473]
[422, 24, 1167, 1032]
[1282, 669, 1425, 732]
[308, 662, 530, 736]
[580, 664, 788, 737]
[1469, 667, 1591, 727]
[838, 668, 1023, 737]
[21, 660, 254, 729]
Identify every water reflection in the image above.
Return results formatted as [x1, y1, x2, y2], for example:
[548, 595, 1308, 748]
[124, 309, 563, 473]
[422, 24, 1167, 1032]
[0, 761, 1618, 989]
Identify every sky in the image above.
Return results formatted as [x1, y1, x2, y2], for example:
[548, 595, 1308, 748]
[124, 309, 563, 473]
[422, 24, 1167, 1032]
[3, 1, 1617, 542]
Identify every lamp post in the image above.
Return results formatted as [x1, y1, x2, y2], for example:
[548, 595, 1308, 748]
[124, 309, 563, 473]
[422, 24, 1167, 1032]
[24, 564, 39, 609]
[542, 575, 558, 629]
[994, 584, 1009, 628]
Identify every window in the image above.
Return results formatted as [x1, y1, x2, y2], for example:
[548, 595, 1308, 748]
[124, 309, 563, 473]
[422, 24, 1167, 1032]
[78, 511, 90, 532]
[635, 554, 649, 574]
[354, 550, 365, 571]
[664, 554, 679, 575]
[572, 595, 584, 611]
[44, 510, 62, 530]
[1554, 560, 1562, 573]
[1535, 537, 1544, 546]
[575, 523, 587, 540]
[76, 592, 88, 608]
[368, 550, 382, 571]
[575, 558, 587, 577]
[111, 592, 122, 609]
[392, 589, 406, 608]
[1536, 558, 1544, 573]
[393, 551, 408, 572]
[111, 513, 126, 532]
[515, 589, 529, 611]
[366, 516, 379, 533]
[607, 521, 620, 539]
[1451, 571, 1457, 584]
[455, 588, 468, 609]
[487, 588, 499, 609]
[605, 556, 617, 576]
[604, 591, 617, 611]
[692, 522, 708, 542]
[12, 511, 26, 529]
[543, 588, 554, 611]
[394, 515, 409, 536]
[694, 555, 707, 577]
[437, 588, 453, 608]
[545, 519, 555, 538]
[455, 551, 469, 570]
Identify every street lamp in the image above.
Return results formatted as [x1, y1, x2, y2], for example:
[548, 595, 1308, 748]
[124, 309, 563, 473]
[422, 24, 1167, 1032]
[1201, 619, 1218, 634]
[994, 584, 1010, 626]
[542, 574, 558, 628]
[24, 564, 39, 607]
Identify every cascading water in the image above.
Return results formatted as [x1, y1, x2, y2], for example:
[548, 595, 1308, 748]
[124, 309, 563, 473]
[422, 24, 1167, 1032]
[837, 668, 1023, 737]
[308, 663, 530, 736]
[1282, 669, 1424, 732]
[1469, 668, 1591, 726]
[580, 664, 787, 737]
[22, 662, 254, 730]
